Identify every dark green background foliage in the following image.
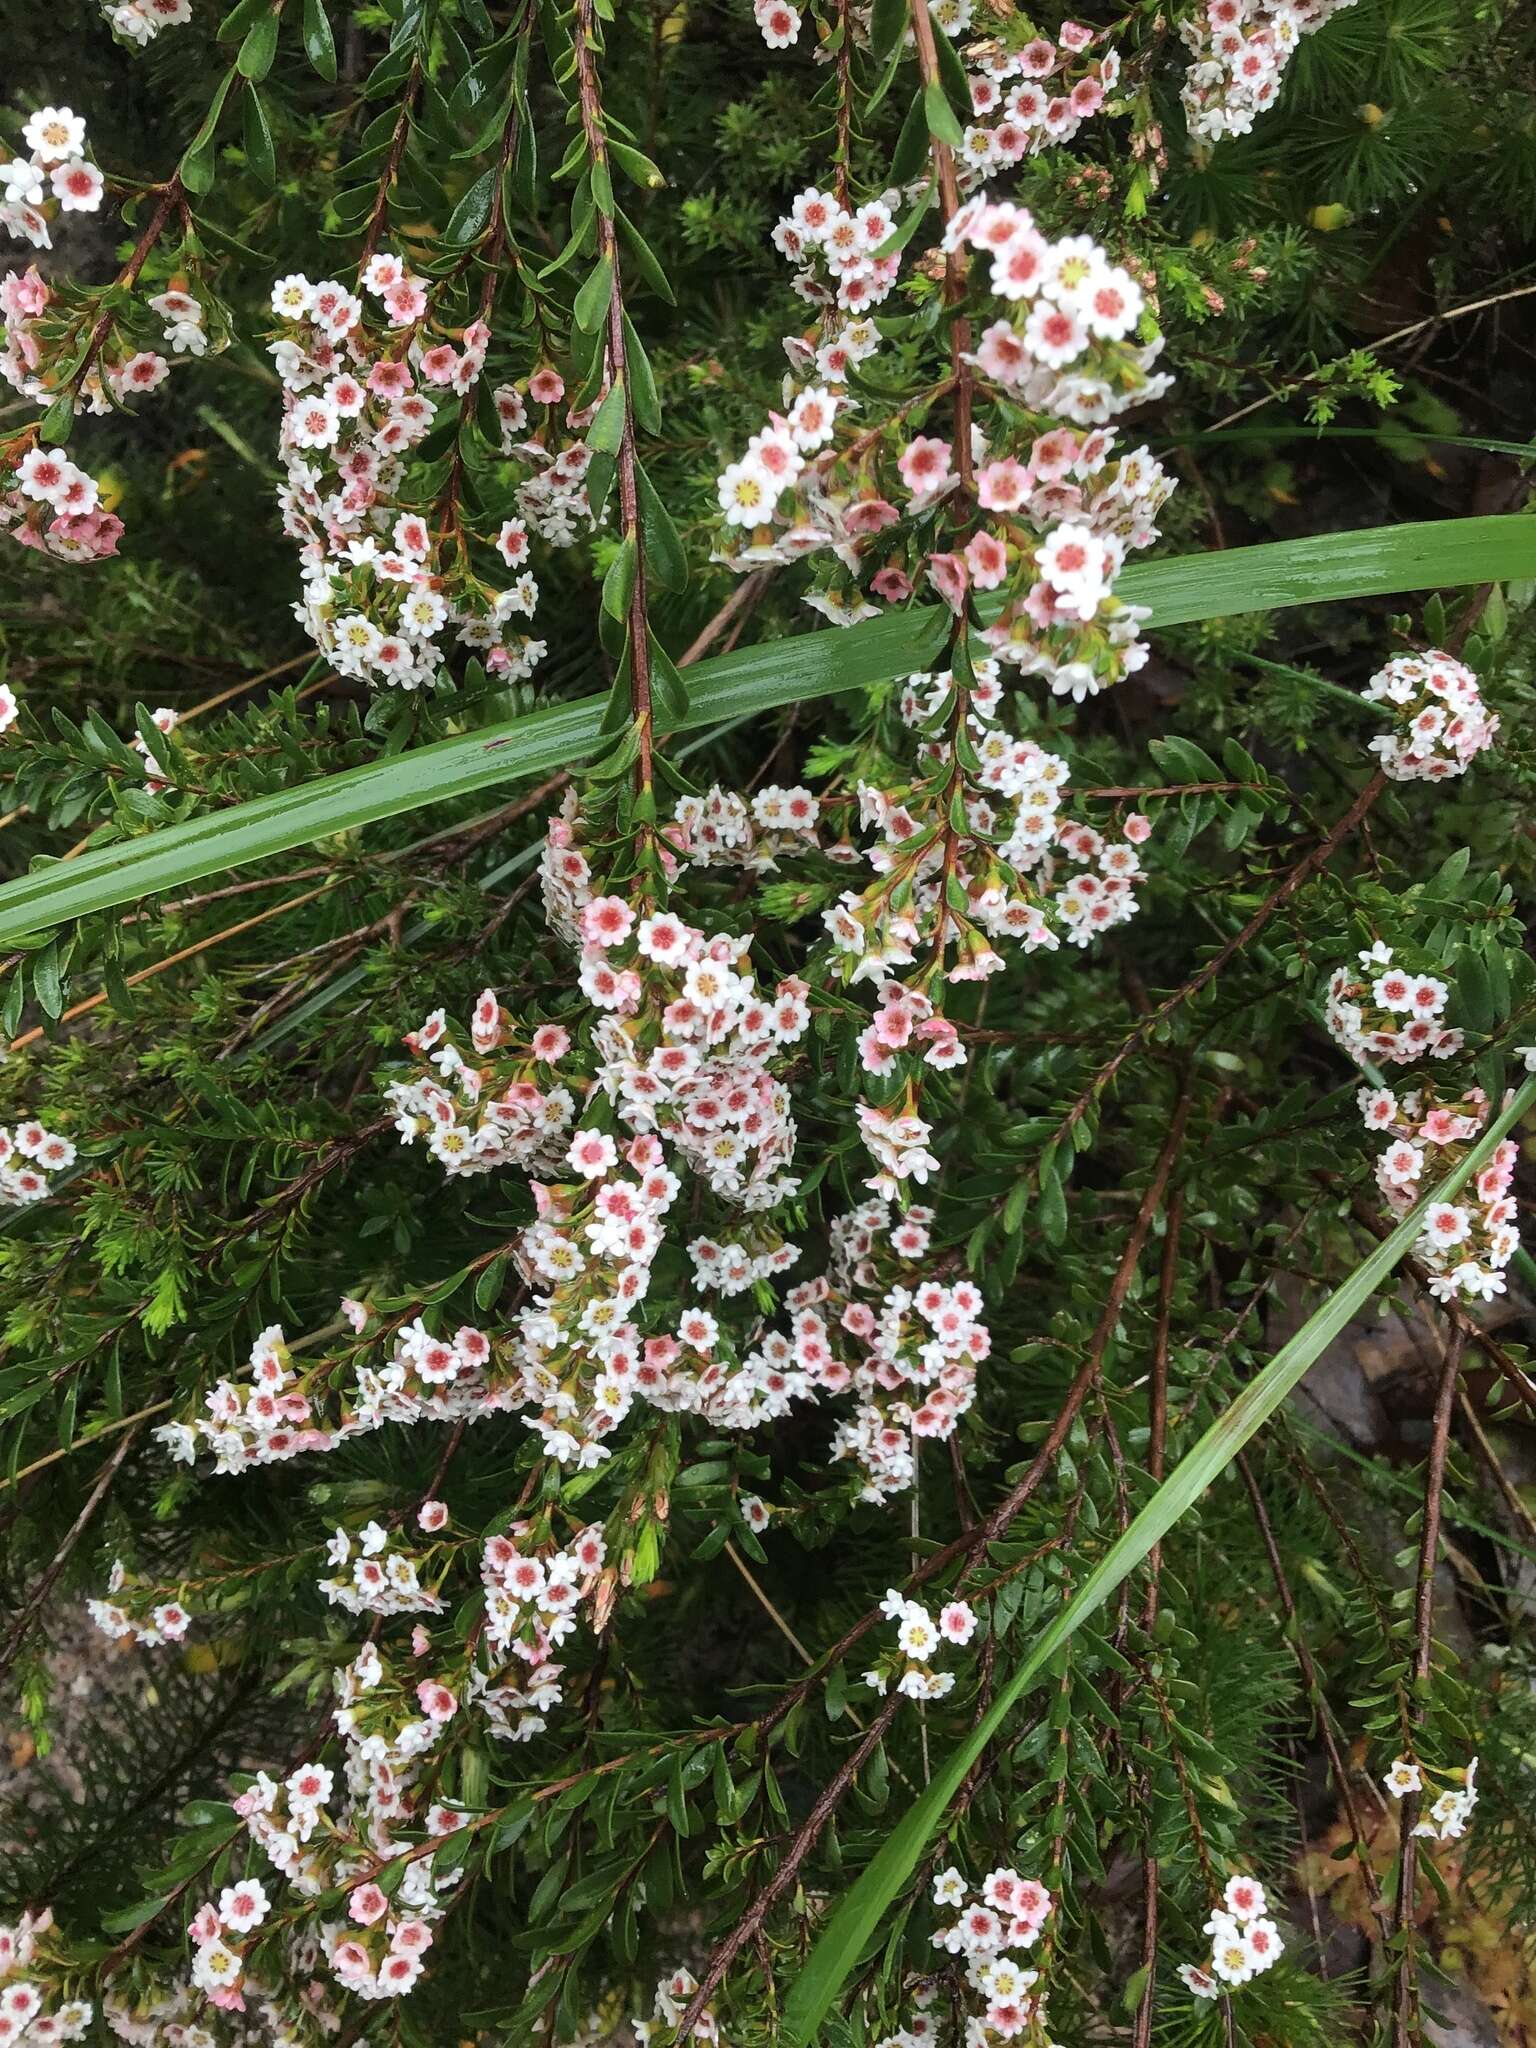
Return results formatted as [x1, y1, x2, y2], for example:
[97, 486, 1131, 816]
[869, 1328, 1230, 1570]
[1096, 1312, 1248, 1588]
[3, 0, 1536, 2042]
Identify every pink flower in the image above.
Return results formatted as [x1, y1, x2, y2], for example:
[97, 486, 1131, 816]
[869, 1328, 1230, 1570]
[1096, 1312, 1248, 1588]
[964, 530, 1009, 590]
[528, 367, 565, 405]
[349, 1884, 389, 1927]
[871, 565, 913, 603]
[897, 436, 952, 497]
[926, 552, 969, 612]
[977, 458, 1029, 511]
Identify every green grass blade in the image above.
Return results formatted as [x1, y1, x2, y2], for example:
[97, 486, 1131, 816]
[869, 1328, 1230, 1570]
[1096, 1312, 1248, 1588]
[779, 1071, 1536, 2046]
[1, 514, 1532, 944]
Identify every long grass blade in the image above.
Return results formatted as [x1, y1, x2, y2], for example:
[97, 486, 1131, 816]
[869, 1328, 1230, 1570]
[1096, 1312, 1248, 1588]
[1, 514, 1532, 943]
[779, 1071, 1536, 2045]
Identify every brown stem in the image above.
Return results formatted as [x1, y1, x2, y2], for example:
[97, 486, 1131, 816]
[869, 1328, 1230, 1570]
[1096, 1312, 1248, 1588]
[1391, 1327, 1463, 2045]
[573, 0, 654, 792]
[0, 1420, 146, 1687]
[70, 178, 184, 403]
[906, 0, 972, 489]
[676, 1692, 902, 2038]
[1131, 1185, 1183, 2048]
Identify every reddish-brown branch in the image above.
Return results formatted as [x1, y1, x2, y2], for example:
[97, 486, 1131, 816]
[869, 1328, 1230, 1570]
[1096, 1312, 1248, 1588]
[1392, 1326, 1463, 2046]
[0, 1420, 146, 1687]
[574, 0, 654, 790]
[906, 0, 972, 489]
[676, 1692, 902, 2037]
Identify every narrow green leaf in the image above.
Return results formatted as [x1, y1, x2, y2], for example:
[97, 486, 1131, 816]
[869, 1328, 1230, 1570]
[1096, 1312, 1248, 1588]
[243, 84, 276, 187]
[923, 79, 964, 148]
[302, 0, 337, 79]
[778, 1073, 1536, 2045]
[573, 254, 614, 335]
[236, 7, 279, 80]
[444, 166, 497, 246]
[1, 517, 1529, 943]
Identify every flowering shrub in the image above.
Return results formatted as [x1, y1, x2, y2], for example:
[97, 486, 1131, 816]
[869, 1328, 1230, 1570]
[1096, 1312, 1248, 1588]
[3, 5, 1536, 2048]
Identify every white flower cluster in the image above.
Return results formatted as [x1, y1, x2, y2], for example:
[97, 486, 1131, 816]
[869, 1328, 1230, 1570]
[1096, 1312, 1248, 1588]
[959, 21, 1123, 175]
[1, 107, 103, 250]
[826, 660, 1152, 1014]
[1362, 649, 1497, 783]
[1178, 1874, 1284, 1998]
[672, 782, 821, 872]
[882, 1865, 1058, 2045]
[233, 1762, 456, 2002]
[1383, 1753, 1480, 1842]
[103, 0, 191, 47]
[1180, 0, 1358, 143]
[85, 1559, 191, 1649]
[478, 1523, 607, 1742]
[863, 1585, 977, 1700]
[635, 1967, 720, 2048]
[0, 1121, 74, 1206]
[151, 1320, 344, 1473]
[184, 1880, 272, 2004]
[270, 256, 549, 691]
[1360, 1082, 1519, 1304]
[1323, 942, 1463, 1069]
[0, 1913, 92, 2048]
[787, 1200, 988, 1501]
[319, 1519, 446, 1619]
[769, 187, 903, 322]
[387, 995, 576, 1179]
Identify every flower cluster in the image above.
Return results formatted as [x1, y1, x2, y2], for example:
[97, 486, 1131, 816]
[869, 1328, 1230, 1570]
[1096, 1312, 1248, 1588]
[672, 782, 822, 872]
[103, 0, 191, 46]
[1383, 1753, 1480, 1842]
[786, 1199, 989, 1500]
[319, 1519, 446, 1619]
[769, 187, 903, 323]
[1323, 942, 1463, 1069]
[827, 659, 1151, 1005]
[85, 1559, 191, 1649]
[4, 209, 219, 561]
[635, 1967, 721, 2047]
[1178, 1874, 1284, 1998]
[718, 204, 1174, 677]
[478, 1521, 608, 1741]
[1180, 0, 1358, 143]
[1359, 1080, 1519, 1303]
[959, 22, 1124, 176]
[184, 1876, 273, 2009]
[0, 1121, 75, 1206]
[0, 1912, 93, 2047]
[882, 1865, 1058, 2045]
[151, 1319, 350, 1474]
[1362, 649, 1497, 783]
[1, 108, 103, 250]
[387, 993, 576, 1179]
[271, 257, 553, 690]
[863, 1584, 977, 1700]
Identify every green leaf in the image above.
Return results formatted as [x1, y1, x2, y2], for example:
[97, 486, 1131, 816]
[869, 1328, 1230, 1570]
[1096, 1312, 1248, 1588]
[923, 79, 965, 148]
[573, 255, 614, 335]
[242, 84, 276, 186]
[444, 166, 497, 246]
[2, 516, 1531, 944]
[636, 463, 686, 592]
[613, 206, 675, 305]
[236, 7, 279, 79]
[778, 1072, 1536, 2046]
[302, 0, 337, 79]
[179, 72, 234, 195]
